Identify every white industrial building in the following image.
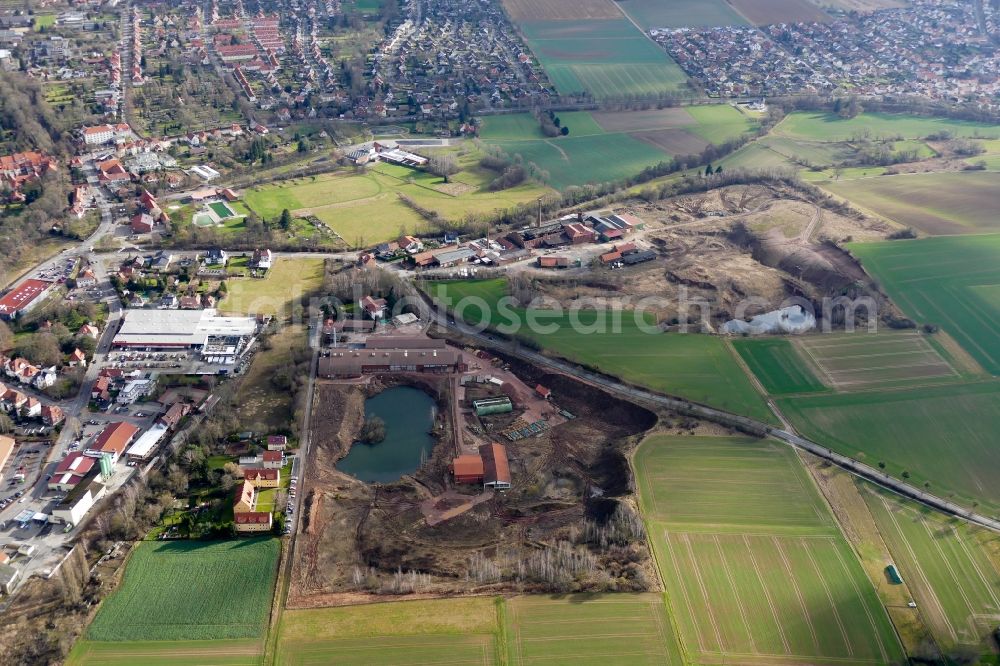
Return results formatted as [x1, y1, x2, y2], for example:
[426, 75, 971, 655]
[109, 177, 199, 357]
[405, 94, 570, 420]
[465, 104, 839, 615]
[126, 424, 168, 463]
[112, 309, 259, 363]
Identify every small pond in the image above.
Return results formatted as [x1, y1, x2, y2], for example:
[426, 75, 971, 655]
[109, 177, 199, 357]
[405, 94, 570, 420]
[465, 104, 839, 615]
[336, 386, 438, 483]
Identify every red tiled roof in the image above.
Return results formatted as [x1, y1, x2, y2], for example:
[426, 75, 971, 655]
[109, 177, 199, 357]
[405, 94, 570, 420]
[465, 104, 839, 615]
[262, 450, 282, 462]
[234, 511, 271, 524]
[90, 422, 140, 456]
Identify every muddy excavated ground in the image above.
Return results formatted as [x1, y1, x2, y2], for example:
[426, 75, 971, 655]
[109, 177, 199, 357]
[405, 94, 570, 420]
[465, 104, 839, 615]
[287, 361, 663, 608]
[528, 183, 897, 330]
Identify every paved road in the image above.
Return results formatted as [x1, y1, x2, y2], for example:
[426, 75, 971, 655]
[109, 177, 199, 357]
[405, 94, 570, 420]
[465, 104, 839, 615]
[410, 290, 1000, 534]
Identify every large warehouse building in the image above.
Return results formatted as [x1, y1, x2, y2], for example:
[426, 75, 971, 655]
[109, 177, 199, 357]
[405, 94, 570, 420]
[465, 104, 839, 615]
[319, 337, 466, 378]
[112, 309, 259, 363]
[0, 279, 53, 320]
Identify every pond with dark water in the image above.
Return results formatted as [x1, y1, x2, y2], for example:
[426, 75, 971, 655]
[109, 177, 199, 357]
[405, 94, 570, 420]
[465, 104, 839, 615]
[336, 386, 437, 483]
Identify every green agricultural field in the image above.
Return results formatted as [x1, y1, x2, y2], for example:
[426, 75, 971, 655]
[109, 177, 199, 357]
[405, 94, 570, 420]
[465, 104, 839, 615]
[732, 337, 828, 395]
[66, 640, 264, 666]
[861, 484, 1000, 653]
[615, 0, 749, 29]
[774, 112, 1000, 142]
[427, 279, 776, 423]
[480, 107, 752, 189]
[87, 539, 280, 641]
[823, 171, 1000, 235]
[518, 19, 688, 99]
[778, 380, 1000, 513]
[635, 435, 904, 665]
[793, 331, 961, 392]
[684, 104, 754, 144]
[849, 234, 1000, 374]
[220, 257, 325, 318]
[504, 594, 684, 665]
[275, 598, 499, 665]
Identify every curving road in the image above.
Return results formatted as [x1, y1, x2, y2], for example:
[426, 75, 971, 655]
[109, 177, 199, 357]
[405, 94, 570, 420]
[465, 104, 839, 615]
[410, 289, 1000, 534]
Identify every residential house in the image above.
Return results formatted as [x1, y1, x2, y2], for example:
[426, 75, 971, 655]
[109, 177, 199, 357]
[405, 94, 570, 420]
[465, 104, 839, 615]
[117, 379, 152, 405]
[234, 511, 272, 533]
[262, 450, 283, 469]
[266, 435, 287, 451]
[80, 323, 100, 339]
[244, 467, 280, 488]
[360, 295, 387, 320]
[250, 248, 273, 270]
[68, 349, 87, 368]
[41, 404, 65, 426]
[130, 213, 154, 234]
[203, 248, 228, 266]
[233, 479, 256, 514]
[398, 235, 423, 253]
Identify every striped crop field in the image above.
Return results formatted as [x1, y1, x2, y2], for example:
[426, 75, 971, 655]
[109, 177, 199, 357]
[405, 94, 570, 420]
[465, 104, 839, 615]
[504, 594, 683, 665]
[275, 598, 499, 665]
[635, 435, 905, 665]
[860, 483, 1000, 652]
[86, 539, 281, 642]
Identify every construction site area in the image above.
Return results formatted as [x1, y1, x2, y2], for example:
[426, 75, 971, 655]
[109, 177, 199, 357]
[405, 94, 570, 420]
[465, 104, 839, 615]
[288, 335, 665, 607]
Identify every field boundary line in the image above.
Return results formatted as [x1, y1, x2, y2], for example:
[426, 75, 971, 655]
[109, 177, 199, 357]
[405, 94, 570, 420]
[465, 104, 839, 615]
[772, 536, 821, 652]
[877, 494, 959, 643]
[713, 534, 758, 654]
[919, 517, 981, 632]
[828, 541, 893, 663]
[801, 540, 854, 657]
[668, 532, 712, 653]
[742, 534, 792, 654]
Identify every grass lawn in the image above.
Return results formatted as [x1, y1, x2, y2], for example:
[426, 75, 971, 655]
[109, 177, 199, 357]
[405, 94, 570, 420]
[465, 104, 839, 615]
[504, 594, 684, 665]
[732, 337, 828, 395]
[822, 171, 1000, 235]
[242, 161, 550, 246]
[685, 104, 754, 144]
[234, 324, 308, 431]
[66, 640, 264, 666]
[861, 483, 1000, 653]
[849, 234, 1000, 374]
[427, 279, 776, 424]
[220, 258, 325, 318]
[276, 598, 499, 665]
[635, 435, 904, 664]
[86, 539, 280, 641]
[778, 380, 1000, 514]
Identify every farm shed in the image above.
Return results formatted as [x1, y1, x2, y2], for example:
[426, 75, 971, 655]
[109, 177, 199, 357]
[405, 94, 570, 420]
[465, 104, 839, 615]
[473, 396, 513, 416]
[480, 443, 512, 490]
[886, 564, 903, 585]
[451, 455, 485, 484]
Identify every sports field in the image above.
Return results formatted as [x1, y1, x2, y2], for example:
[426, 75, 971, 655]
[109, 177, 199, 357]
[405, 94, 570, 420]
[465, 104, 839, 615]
[66, 640, 264, 666]
[794, 331, 959, 391]
[778, 380, 1000, 512]
[849, 234, 1000, 374]
[823, 171, 1000, 235]
[427, 279, 776, 423]
[615, 0, 748, 29]
[861, 484, 1000, 651]
[773, 112, 1000, 142]
[86, 539, 281, 641]
[243, 161, 550, 245]
[635, 435, 903, 664]
[732, 337, 828, 395]
[480, 107, 752, 188]
[504, 594, 683, 665]
[517, 19, 688, 99]
[220, 257, 325, 318]
[275, 598, 498, 665]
